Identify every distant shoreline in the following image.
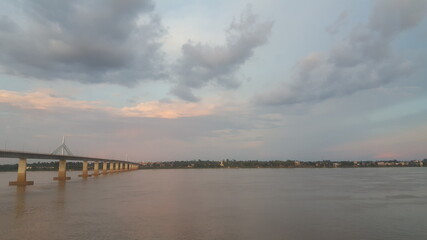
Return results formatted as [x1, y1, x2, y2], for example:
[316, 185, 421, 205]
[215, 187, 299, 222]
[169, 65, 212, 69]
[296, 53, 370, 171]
[1, 159, 425, 172]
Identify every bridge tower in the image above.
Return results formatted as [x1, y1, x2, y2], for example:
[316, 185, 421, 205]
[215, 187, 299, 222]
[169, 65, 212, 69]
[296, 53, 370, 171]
[52, 136, 72, 181]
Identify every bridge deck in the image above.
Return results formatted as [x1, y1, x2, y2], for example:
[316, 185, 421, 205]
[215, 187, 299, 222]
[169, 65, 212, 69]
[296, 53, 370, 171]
[0, 150, 138, 165]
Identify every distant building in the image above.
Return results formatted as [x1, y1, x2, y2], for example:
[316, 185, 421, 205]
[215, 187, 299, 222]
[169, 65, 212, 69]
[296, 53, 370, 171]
[410, 160, 423, 167]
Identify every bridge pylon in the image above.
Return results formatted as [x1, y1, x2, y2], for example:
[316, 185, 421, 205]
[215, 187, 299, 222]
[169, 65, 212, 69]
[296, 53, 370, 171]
[51, 136, 73, 156]
[52, 137, 73, 181]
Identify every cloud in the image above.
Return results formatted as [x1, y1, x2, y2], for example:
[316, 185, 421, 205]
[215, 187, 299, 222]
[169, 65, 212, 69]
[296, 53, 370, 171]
[327, 123, 427, 160]
[120, 101, 215, 118]
[0, 89, 215, 119]
[256, 0, 427, 106]
[0, 15, 18, 33]
[0, 0, 165, 86]
[325, 11, 348, 35]
[0, 89, 100, 110]
[374, 152, 400, 160]
[172, 6, 273, 101]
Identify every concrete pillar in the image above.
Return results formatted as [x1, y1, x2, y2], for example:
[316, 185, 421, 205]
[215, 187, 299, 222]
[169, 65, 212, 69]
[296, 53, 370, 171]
[125, 163, 129, 171]
[109, 162, 115, 173]
[102, 161, 108, 175]
[119, 163, 123, 172]
[79, 160, 91, 178]
[9, 158, 34, 186]
[114, 162, 119, 173]
[93, 161, 99, 176]
[54, 159, 71, 181]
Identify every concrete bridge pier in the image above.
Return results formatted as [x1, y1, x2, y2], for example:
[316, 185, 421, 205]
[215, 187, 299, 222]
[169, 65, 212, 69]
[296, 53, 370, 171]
[119, 163, 123, 172]
[54, 159, 71, 181]
[79, 160, 92, 178]
[102, 162, 108, 175]
[9, 158, 34, 186]
[109, 162, 115, 173]
[125, 163, 128, 171]
[93, 161, 99, 176]
[114, 162, 119, 173]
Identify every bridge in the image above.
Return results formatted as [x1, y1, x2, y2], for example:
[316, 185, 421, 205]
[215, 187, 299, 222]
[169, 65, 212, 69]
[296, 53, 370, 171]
[0, 139, 141, 186]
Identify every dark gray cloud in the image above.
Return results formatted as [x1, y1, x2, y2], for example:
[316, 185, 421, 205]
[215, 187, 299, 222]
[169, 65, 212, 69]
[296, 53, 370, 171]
[172, 6, 273, 102]
[0, 0, 165, 86]
[0, 15, 18, 33]
[325, 11, 348, 35]
[256, 0, 427, 106]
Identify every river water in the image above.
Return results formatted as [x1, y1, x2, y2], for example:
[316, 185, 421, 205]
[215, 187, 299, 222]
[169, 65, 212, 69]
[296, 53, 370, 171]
[0, 168, 426, 240]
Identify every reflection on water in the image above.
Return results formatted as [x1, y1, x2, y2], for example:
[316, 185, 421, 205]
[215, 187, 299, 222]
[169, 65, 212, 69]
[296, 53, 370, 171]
[15, 186, 26, 218]
[56, 182, 66, 215]
[0, 169, 427, 240]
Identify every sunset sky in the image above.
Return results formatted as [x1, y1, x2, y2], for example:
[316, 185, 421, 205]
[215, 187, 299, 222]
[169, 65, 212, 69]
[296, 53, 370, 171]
[1, 0, 426, 162]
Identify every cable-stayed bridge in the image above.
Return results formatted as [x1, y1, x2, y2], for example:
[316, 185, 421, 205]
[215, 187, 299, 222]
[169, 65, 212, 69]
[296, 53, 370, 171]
[0, 138, 141, 186]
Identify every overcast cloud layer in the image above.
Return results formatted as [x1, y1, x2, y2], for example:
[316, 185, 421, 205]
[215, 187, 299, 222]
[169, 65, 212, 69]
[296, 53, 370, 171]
[0, 0, 165, 86]
[256, 0, 427, 105]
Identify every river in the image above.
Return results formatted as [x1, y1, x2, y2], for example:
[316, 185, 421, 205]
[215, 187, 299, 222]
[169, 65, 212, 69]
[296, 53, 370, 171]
[0, 168, 426, 240]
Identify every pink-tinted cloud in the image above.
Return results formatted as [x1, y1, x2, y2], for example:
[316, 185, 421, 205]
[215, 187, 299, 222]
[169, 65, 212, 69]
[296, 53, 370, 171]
[374, 152, 400, 160]
[0, 89, 217, 119]
[0, 89, 99, 110]
[120, 101, 215, 119]
[328, 124, 427, 160]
